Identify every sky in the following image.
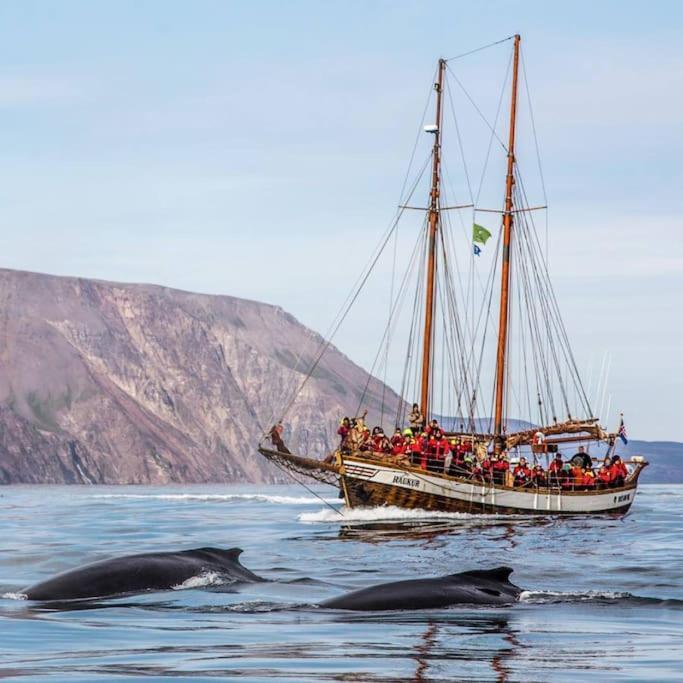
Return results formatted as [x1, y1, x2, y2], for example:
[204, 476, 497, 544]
[0, 1, 681, 440]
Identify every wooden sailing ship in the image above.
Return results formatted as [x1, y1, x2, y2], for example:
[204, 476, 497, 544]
[258, 35, 647, 515]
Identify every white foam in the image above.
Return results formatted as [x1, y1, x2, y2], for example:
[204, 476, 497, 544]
[90, 493, 338, 505]
[1, 592, 27, 600]
[172, 571, 228, 590]
[298, 505, 492, 524]
[520, 589, 632, 603]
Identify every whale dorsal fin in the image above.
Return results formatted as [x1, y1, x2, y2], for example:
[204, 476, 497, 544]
[457, 566, 514, 583]
[187, 547, 244, 563]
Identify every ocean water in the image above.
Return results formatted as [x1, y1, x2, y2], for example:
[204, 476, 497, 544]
[0, 484, 681, 682]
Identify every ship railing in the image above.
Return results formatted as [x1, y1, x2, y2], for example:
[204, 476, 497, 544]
[347, 451, 647, 492]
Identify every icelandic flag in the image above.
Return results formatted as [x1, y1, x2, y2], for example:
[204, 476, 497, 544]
[618, 415, 628, 445]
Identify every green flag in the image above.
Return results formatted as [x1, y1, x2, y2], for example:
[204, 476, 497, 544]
[473, 223, 492, 245]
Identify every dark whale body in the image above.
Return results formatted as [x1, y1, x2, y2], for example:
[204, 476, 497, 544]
[23, 547, 263, 601]
[319, 567, 521, 611]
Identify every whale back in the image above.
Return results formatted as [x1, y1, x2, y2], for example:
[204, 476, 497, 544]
[320, 566, 521, 611]
[23, 546, 263, 601]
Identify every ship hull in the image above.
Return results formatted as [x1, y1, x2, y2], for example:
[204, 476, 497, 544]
[340, 457, 642, 515]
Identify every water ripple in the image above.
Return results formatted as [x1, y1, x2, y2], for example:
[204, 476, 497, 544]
[0, 483, 681, 681]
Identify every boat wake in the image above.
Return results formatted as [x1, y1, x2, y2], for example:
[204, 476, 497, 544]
[520, 589, 631, 604]
[299, 505, 522, 524]
[89, 493, 339, 505]
[1, 591, 27, 601]
[520, 590, 683, 608]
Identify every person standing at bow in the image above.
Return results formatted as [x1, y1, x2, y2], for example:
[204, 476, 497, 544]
[337, 417, 351, 453]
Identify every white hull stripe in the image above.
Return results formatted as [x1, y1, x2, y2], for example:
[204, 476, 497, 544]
[342, 459, 636, 513]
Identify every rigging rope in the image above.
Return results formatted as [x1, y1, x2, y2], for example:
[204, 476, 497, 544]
[357, 217, 429, 419]
[266, 35, 599, 458]
[516, 169, 592, 417]
[520, 48, 548, 206]
[397, 226, 428, 425]
[264, 74, 438, 439]
[446, 61, 510, 157]
[444, 35, 516, 62]
[269, 150, 433, 435]
[266, 455, 344, 517]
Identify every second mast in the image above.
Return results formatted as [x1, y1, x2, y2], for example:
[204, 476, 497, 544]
[419, 58, 446, 421]
[493, 33, 521, 444]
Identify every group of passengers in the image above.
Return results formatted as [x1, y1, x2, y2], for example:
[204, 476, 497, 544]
[336, 405, 630, 491]
[507, 449, 628, 490]
[337, 412, 477, 467]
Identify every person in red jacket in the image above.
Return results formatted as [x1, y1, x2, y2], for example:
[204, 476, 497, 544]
[409, 433, 424, 467]
[356, 428, 370, 452]
[423, 429, 444, 471]
[481, 455, 495, 482]
[609, 455, 628, 487]
[470, 458, 484, 482]
[424, 432, 437, 465]
[425, 418, 440, 436]
[451, 439, 465, 472]
[548, 453, 563, 472]
[434, 432, 450, 472]
[269, 422, 290, 454]
[582, 468, 597, 489]
[493, 452, 510, 485]
[438, 432, 450, 451]
[596, 462, 612, 488]
[337, 417, 351, 452]
[390, 428, 405, 456]
[418, 432, 430, 470]
[370, 427, 390, 455]
[459, 437, 473, 454]
[548, 453, 564, 486]
[531, 464, 547, 487]
[513, 457, 532, 487]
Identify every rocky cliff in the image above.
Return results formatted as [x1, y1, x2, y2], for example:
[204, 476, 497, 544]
[0, 268, 400, 484]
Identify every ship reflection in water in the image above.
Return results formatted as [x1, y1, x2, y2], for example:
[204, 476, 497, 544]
[336, 515, 555, 544]
[326, 614, 519, 682]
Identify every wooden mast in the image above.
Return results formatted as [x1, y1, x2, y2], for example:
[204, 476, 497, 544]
[493, 34, 521, 444]
[419, 58, 446, 421]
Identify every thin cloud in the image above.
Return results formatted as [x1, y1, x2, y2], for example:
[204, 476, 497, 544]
[0, 72, 88, 108]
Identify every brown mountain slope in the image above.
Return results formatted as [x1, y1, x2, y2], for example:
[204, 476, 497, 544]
[0, 268, 400, 484]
